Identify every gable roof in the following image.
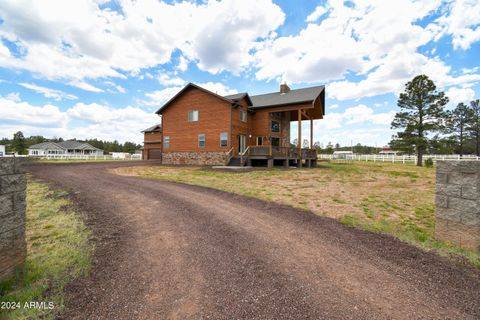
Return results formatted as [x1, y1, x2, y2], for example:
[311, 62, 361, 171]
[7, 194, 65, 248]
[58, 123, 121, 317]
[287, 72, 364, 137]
[142, 124, 162, 133]
[58, 141, 101, 150]
[249, 85, 325, 108]
[29, 142, 64, 150]
[154, 82, 324, 115]
[223, 92, 253, 106]
[155, 83, 234, 114]
[28, 140, 102, 151]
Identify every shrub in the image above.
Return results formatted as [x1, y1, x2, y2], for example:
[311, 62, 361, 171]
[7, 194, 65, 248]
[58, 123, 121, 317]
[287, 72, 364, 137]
[424, 158, 434, 167]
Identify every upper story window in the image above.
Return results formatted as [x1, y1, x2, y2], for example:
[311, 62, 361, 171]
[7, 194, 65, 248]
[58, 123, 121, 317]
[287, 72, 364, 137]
[256, 136, 263, 146]
[164, 136, 170, 149]
[188, 110, 199, 122]
[271, 120, 280, 133]
[220, 132, 228, 147]
[240, 109, 247, 122]
[198, 133, 206, 148]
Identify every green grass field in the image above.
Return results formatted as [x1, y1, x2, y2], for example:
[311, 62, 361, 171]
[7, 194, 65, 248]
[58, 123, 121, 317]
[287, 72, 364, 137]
[0, 179, 93, 320]
[115, 161, 479, 269]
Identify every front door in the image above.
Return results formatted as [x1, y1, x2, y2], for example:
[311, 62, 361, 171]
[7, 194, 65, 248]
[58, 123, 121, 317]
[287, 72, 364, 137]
[238, 135, 246, 154]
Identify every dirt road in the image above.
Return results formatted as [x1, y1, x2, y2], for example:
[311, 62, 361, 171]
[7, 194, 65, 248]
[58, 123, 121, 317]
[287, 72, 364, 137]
[29, 162, 480, 319]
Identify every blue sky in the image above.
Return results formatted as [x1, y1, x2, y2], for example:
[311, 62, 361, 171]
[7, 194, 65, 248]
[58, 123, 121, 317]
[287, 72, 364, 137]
[0, 0, 479, 146]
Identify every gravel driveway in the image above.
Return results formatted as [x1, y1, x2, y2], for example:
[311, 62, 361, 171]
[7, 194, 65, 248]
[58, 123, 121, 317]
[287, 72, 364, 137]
[29, 162, 480, 320]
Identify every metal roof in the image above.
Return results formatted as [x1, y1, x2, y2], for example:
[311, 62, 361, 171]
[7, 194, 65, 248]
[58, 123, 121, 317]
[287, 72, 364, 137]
[249, 85, 325, 108]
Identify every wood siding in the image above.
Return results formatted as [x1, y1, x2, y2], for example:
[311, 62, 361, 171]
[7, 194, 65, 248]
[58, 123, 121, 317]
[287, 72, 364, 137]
[231, 97, 251, 155]
[143, 131, 162, 160]
[250, 109, 291, 148]
[161, 87, 231, 152]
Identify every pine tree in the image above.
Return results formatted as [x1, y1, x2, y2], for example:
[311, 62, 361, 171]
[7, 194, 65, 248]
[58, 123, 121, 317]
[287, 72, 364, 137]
[468, 99, 480, 156]
[391, 75, 449, 166]
[447, 103, 474, 157]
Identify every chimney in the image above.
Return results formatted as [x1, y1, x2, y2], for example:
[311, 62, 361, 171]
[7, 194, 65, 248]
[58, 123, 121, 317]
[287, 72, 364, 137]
[280, 82, 290, 94]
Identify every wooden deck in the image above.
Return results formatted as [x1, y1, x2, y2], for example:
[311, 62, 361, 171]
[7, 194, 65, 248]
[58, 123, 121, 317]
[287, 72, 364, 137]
[241, 146, 317, 168]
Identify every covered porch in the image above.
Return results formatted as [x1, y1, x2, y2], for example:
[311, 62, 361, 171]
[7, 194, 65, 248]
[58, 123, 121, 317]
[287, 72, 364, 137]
[244, 101, 323, 168]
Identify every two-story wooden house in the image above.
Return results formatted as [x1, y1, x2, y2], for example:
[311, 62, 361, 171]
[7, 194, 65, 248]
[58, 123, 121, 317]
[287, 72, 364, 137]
[142, 82, 325, 167]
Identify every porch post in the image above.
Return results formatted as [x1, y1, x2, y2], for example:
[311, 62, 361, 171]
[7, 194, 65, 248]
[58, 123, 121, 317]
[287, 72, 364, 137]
[298, 109, 302, 168]
[310, 118, 313, 149]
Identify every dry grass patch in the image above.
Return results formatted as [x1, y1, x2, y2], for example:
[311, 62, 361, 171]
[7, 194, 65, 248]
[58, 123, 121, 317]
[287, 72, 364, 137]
[114, 162, 434, 224]
[113, 162, 479, 268]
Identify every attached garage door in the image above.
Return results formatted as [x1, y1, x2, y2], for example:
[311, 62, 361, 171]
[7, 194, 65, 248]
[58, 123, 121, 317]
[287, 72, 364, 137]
[147, 148, 162, 160]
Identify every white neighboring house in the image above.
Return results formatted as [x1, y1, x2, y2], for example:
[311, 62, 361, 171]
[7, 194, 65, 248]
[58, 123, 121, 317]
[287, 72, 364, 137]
[0, 145, 5, 157]
[28, 141, 104, 156]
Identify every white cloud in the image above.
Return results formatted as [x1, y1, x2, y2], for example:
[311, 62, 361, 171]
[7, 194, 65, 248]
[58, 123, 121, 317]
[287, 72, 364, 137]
[254, 0, 480, 101]
[0, 98, 157, 143]
[176, 55, 189, 72]
[104, 81, 126, 94]
[157, 74, 185, 86]
[4, 92, 21, 102]
[19, 82, 78, 100]
[306, 6, 327, 23]
[142, 82, 237, 107]
[143, 86, 184, 107]
[68, 80, 104, 93]
[0, 96, 67, 128]
[0, 0, 284, 85]
[445, 86, 476, 108]
[434, 0, 480, 50]
[196, 82, 237, 96]
[317, 104, 395, 129]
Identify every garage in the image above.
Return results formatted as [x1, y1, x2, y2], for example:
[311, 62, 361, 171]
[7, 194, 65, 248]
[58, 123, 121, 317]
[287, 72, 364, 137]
[147, 148, 162, 160]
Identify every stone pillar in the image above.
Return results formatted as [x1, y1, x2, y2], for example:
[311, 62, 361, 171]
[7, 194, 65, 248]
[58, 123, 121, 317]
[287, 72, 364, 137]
[435, 161, 480, 250]
[0, 158, 27, 282]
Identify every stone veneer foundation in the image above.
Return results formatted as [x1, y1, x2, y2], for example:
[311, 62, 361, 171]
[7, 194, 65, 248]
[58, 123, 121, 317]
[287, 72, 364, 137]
[162, 151, 228, 166]
[435, 161, 480, 251]
[0, 158, 27, 281]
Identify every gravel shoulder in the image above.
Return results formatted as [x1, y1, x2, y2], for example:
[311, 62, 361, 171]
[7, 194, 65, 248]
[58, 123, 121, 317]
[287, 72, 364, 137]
[29, 162, 480, 320]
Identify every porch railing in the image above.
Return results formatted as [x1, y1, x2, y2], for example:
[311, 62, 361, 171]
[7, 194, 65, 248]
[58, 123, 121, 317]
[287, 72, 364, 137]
[240, 146, 250, 166]
[224, 147, 234, 165]
[248, 146, 317, 159]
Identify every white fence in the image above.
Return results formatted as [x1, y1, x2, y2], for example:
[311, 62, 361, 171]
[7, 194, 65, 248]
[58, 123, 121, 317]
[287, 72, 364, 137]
[24, 154, 142, 161]
[318, 154, 480, 164]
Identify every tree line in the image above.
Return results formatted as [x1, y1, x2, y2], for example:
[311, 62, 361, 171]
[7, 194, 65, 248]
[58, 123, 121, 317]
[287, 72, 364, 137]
[0, 131, 142, 155]
[390, 74, 480, 166]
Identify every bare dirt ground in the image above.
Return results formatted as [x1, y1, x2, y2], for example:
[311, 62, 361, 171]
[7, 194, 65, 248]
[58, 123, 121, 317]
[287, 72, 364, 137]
[29, 162, 480, 320]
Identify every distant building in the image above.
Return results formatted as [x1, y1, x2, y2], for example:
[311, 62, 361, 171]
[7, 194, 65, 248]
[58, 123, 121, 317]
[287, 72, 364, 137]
[0, 145, 5, 157]
[333, 150, 354, 159]
[28, 141, 103, 156]
[111, 152, 130, 159]
[379, 147, 398, 155]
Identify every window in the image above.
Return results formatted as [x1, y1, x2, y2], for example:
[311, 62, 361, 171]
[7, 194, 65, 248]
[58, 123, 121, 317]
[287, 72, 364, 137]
[271, 137, 280, 147]
[188, 110, 199, 122]
[271, 120, 280, 132]
[220, 132, 228, 147]
[240, 109, 247, 122]
[256, 136, 263, 146]
[164, 136, 170, 149]
[198, 134, 206, 148]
